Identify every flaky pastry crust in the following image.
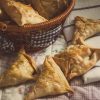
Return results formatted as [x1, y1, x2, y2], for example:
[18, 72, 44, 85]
[25, 56, 73, 100]
[0, 50, 37, 88]
[72, 16, 100, 44]
[54, 45, 99, 80]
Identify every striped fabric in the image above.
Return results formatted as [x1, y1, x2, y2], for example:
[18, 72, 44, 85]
[0, 0, 100, 100]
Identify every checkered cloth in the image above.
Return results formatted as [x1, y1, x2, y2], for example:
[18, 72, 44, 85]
[0, 25, 62, 53]
[0, 0, 100, 100]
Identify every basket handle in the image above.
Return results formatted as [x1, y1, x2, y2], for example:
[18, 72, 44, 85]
[0, 21, 7, 31]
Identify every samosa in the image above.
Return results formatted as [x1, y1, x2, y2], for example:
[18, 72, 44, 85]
[0, 50, 37, 88]
[72, 16, 100, 44]
[25, 56, 73, 100]
[0, 0, 47, 26]
[25, 0, 67, 19]
[54, 45, 100, 80]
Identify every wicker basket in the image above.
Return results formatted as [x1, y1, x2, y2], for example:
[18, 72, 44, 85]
[0, 0, 75, 53]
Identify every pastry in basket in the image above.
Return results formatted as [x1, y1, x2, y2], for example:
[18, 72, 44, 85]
[25, 0, 67, 19]
[0, 49, 37, 88]
[0, 0, 47, 26]
[53, 45, 99, 80]
[25, 56, 73, 100]
[72, 16, 100, 44]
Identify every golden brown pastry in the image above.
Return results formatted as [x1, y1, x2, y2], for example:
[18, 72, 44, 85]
[54, 45, 99, 80]
[0, 0, 47, 26]
[0, 50, 37, 88]
[72, 16, 100, 44]
[25, 56, 73, 100]
[25, 0, 67, 19]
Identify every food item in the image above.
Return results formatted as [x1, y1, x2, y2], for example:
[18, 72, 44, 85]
[25, 0, 67, 19]
[25, 56, 73, 100]
[0, 0, 47, 26]
[0, 49, 37, 88]
[0, 0, 25, 21]
[54, 45, 99, 80]
[72, 16, 100, 44]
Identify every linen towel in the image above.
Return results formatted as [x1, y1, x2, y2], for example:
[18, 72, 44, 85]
[83, 66, 100, 84]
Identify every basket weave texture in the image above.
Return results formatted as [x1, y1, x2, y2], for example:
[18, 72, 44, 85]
[0, 0, 75, 53]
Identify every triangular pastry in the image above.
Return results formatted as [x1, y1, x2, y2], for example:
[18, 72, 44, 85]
[0, 0, 47, 26]
[53, 54, 70, 78]
[25, 56, 73, 100]
[25, 0, 67, 19]
[54, 45, 99, 80]
[0, 50, 37, 88]
[72, 16, 100, 44]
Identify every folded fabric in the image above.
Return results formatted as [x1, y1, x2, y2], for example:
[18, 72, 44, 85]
[95, 60, 100, 66]
[85, 36, 100, 48]
[83, 60, 100, 84]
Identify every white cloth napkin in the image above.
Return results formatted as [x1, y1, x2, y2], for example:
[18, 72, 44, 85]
[85, 36, 100, 48]
[83, 65, 100, 84]
[82, 36, 100, 84]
